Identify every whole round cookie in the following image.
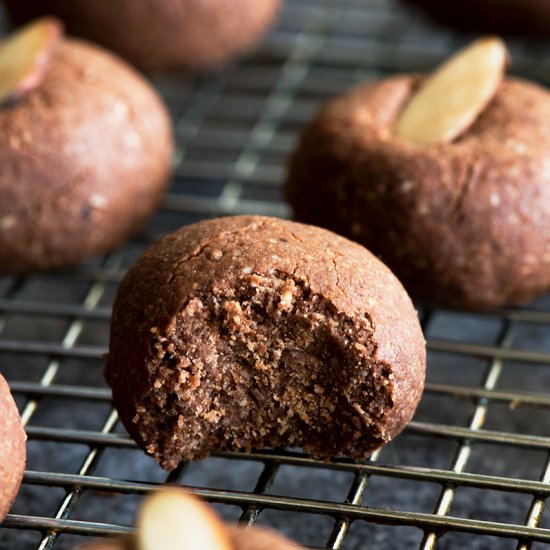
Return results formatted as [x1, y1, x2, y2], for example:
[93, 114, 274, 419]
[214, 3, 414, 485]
[0, 374, 26, 521]
[402, 0, 550, 37]
[286, 56, 550, 310]
[105, 216, 426, 470]
[3, 0, 282, 72]
[0, 20, 173, 273]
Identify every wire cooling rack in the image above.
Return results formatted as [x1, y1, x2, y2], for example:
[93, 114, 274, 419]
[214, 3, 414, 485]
[3, 0, 550, 548]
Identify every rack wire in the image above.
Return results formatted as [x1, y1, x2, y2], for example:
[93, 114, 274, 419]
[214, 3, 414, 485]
[2, 0, 550, 548]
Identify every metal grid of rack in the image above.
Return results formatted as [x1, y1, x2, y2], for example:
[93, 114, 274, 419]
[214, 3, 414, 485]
[2, 0, 550, 548]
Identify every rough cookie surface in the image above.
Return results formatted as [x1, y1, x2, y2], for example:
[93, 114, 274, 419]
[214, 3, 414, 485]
[106, 216, 425, 470]
[287, 76, 550, 309]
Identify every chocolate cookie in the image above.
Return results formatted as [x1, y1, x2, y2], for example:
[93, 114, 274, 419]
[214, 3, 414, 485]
[74, 489, 306, 550]
[286, 76, 550, 310]
[76, 530, 304, 550]
[3, 0, 282, 72]
[0, 374, 26, 521]
[227, 526, 305, 550]
[74, 539, 133, 550]
[105, 216, 426, 470]
[402, 0, 550, 37]
[0, 31, 173, 272]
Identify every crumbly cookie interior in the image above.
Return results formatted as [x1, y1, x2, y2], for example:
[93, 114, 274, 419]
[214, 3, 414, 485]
[134, 274, 394, 470]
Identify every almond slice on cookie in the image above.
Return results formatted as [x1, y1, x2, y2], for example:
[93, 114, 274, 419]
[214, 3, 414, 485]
[137, 489, 232, 550]
[0, 17, 62, 105]
[395, 37, 508, 144]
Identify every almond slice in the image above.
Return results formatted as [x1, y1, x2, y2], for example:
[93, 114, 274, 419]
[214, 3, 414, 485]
[0, 17, 63, 105]
[137, 489, 232, 550]
[395, 37, 508, 145]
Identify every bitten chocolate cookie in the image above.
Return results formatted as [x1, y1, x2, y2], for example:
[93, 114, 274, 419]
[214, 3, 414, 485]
[0, 374, 26, 522]
[3, 0, 282, 72]
[106, 215, 426, 470]
[0, 19, 173, 273]
[402, 0, 550, 37]
[286, 39, 550, 310]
